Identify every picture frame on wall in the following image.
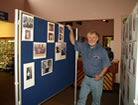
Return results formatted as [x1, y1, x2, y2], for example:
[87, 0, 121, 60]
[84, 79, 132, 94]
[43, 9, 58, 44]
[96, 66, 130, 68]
[102, 36, 113, 48]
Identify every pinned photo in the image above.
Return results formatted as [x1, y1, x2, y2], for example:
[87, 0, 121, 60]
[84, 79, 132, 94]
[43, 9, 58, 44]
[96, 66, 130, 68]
[47, 22, 55, 43]
[55, 42, 66, 61]
[26, 67, 32, 80]
[58, 24, 64, 42]
[24, 62, 35, 90]
[33, 42, 46, 59]
[41, 59, 53, 76]
[22, 13, 34, 41]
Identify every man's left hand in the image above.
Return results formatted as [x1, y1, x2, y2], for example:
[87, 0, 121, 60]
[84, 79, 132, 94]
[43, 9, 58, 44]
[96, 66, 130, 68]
[94, 74, 101, 81]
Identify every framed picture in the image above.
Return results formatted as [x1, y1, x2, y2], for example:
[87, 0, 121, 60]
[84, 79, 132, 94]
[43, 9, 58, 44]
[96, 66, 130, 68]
[128, 15, 132, 41]
[55, 42, 66, 61]
[47, 22, 55, 43]
[33, 42, 46, 59]
[24, 62, 35, 90]
[58, 24, 64, 42]
[41, 59, 53, 76]
[132, 7, 136, 41]
[102, 36, 113, 48]
[22, 13, 34, 41]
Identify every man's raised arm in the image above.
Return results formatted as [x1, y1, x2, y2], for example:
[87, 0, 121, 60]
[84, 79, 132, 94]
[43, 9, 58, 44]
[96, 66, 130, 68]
[67, 25, 75, 45]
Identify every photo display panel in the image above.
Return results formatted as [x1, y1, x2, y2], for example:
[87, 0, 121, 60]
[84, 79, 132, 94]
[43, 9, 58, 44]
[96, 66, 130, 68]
[20, 11, 76, 105]
[120, 4, 138, 105]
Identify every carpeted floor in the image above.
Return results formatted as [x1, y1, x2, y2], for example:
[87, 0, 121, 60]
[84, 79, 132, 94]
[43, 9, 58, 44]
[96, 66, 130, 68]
[0, 71, 119, 105]
[42, 84, 119, 105]
[0, 71, 15, 105]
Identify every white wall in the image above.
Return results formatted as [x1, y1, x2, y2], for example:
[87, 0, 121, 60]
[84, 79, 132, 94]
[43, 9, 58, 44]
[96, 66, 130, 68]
[0, 21, 14, 37]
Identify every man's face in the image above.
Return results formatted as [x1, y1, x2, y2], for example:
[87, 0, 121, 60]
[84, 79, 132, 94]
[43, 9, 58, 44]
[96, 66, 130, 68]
[87, 33, 99, 47]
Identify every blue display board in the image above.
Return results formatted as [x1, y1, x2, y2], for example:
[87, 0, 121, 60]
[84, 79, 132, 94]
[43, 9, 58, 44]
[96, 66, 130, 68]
[19, 12, 76, 105]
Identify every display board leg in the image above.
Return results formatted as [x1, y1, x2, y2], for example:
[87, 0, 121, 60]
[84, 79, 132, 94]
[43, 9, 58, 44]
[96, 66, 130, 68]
[74, 29, 78, 105]
[15, 9, 19, 105]
[14, 9, 22, 105]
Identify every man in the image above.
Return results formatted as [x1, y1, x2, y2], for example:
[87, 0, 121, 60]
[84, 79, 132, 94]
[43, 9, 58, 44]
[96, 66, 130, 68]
[67, 25, 111, 105]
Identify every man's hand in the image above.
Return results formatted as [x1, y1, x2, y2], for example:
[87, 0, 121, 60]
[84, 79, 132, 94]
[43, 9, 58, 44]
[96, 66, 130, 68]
[66, 25, 73, 32]
[94, 74, 101, 81]
[66, 25, 75, 45]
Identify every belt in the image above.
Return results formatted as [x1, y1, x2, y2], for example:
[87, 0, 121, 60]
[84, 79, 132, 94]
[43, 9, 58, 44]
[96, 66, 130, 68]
[86, 75, 95, 78]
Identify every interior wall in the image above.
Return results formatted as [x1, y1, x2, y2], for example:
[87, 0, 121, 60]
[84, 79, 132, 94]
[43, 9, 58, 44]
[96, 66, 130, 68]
[0, 0, 25, 22]
[61, 20, 113, 46]
[0, 21, 14, 38]
[73, 20, 114, 45]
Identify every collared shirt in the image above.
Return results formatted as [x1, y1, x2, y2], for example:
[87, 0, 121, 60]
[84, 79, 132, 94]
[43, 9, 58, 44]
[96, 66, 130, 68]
[75, 41, 111, 76]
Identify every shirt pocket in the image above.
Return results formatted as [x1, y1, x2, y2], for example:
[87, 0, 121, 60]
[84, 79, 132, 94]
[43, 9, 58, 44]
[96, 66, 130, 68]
[91, 56, 101, 66]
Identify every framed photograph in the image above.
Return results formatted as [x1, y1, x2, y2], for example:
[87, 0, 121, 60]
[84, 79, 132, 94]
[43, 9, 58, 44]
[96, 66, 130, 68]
[125, 22, 129, 42]
[133, 58, 136, 75]
[24, 62, 35, 90]
[127, 74, 129, 102]
[47, 22, 55, 43]
[120, 58, 124, 75]
[41, 59, 53, 76]
[58, 24, 64, 42]
[128, 43, 132, 57]
[125, 44, 128, 60]
[33, 42, 46, 59]
[132, 7, 136, 41]
[55, 42, 67, 61]
[22, 13, 34, 41]
[133, 42, 137, 59]
[123, 68, 126, 98]
[122, 24, 126, 42]
[103, 36, 113, 48]
[128, 15, 132, 41]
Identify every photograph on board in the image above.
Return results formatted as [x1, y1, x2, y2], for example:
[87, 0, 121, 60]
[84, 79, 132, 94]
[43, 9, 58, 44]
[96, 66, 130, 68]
[127, 74, 129, 102]
[128, 15, 132, 41]
[125, 22, 129, 42]
[122, 24, 126, 42]
[123, 68, 126, 98]
[47, 22, 55, 43]
[132, 58, 136, 75]
[132, 7, 136, 41]
[132, 42, 136, 75]
[41, 59, 53, 76]
[24, 62, 35, 90]
[55, 42, 66, 61]
[22, 13, 34, 41]
[33, 42, 46, 59]
[58, 24, 64, 42]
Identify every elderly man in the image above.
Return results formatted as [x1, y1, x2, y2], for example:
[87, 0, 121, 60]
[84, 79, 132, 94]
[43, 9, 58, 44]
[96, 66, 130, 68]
[67, 25, 111, 105]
